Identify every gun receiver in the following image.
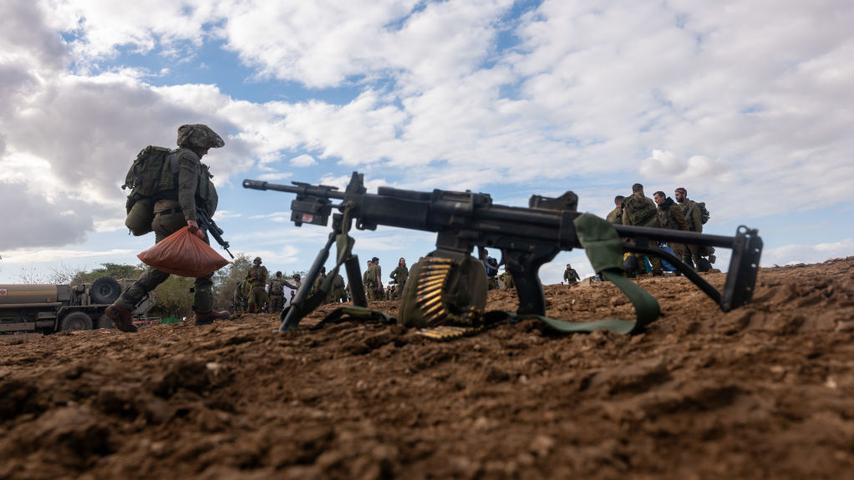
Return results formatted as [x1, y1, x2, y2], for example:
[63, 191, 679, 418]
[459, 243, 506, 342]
[243, 173, 762, 331]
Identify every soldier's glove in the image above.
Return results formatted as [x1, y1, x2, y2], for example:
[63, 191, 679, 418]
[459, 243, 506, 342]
[186, 219, 205, 239]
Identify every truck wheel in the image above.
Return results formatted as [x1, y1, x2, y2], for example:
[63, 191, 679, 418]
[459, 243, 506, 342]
[61, 312, 93, 332]
[91, 277, 122, 304]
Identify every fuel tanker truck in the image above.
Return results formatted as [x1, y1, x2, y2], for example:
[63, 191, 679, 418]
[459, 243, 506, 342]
[0, 277, 154, 334]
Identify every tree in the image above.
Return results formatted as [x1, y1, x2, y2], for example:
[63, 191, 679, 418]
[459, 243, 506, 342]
[213, 254, 252, 310]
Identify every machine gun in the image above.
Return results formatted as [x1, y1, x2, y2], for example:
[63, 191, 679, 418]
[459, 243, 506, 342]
[243, 173, 762, 332]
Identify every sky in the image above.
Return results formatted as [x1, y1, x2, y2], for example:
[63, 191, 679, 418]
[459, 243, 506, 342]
[1, 0, 853, 284]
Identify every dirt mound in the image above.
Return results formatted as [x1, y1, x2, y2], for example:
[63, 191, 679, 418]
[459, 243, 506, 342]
[1, 259, 853, 479]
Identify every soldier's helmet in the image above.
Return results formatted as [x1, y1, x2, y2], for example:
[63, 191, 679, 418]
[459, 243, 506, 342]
[177, 124, 225, 150]
[276, 271, 282, 277]
[253, 256, 262, 264]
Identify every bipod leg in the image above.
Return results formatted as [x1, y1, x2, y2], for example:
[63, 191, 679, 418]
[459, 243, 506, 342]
[280, 234, 335, 332]
[626, 244, 722, 306]
[345, 255, 368, 307]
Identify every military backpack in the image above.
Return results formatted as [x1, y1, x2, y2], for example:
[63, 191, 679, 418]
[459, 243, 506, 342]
[697, 202, 710, 224]
[122, 146, 178, 236]
[625, 196, 657, 226]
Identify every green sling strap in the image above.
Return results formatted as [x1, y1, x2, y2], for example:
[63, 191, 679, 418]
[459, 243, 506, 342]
[522, 213, 660, 334]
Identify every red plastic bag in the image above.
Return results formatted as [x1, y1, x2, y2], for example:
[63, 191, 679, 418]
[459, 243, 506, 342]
[137, 227, 229, 277]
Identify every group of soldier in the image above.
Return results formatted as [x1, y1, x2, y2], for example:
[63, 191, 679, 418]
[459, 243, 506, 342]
[363, 257, 410, 301]
[232, 256, 413, 314]
[607, 184, 713, 275]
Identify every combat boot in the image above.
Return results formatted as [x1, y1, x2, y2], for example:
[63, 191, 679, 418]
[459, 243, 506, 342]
[193, 310, 231, 325]
[104, 304, 137, 333]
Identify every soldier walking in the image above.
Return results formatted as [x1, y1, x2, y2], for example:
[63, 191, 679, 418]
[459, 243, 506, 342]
[105, 124, 230, 332]
[246, 257, 268, 313]
[564, 264, 580, 285]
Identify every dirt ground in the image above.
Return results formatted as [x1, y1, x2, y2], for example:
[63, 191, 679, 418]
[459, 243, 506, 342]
[1, 258, 853, 479]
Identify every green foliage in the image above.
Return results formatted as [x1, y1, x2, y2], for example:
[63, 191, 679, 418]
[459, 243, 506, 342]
[213, 254, 252, 310]
[72, 263, 145, 285]
[152, 276, 194, 317]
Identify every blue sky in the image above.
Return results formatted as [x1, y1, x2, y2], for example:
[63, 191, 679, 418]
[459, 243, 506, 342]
[1, 0, 853, 284]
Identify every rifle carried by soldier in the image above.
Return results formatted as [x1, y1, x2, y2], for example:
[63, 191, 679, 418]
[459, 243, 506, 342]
[196, 208, 234, 259]
[243, 173, 762, 336]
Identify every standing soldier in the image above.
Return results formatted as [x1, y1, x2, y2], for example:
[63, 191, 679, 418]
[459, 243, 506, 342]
[363, 258, 383, 301]
[288, 274, 302, 305]
[245, 257, 268, 313]
[311, 266, 328, 297]
[377, 259, 387, 300]
[232, 280, 247, 314]
[653, 191, 689, 261]
[564, 264, 581, 285]
[327, 272, 347, 303]
[622, 183, 663, 275]
[363, 260, 376, 301]
[675, 187, 712, 271]
[606, 195, 624, 224]
[268, 271, 289, 313]
[105, 124, 230, 332]
[390, 257, 409, 300]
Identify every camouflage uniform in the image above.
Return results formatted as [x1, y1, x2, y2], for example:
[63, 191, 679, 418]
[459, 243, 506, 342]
[107, 124, 226, 332]
[622, 190, 662, 274]
[606, 206, 623, 224]
[311, 269, 327, 299]
[327, 274, 347, 303]
[678, 197, 706, 269]
[232, 280, 247, 314]
[564, 266, 580, 285]
[363, 261, 383, 301]
[246, 259, 269, 313]
[656, 197, 689, 260]
[390, 262, 409, 300]
[268, 273, 287, 313]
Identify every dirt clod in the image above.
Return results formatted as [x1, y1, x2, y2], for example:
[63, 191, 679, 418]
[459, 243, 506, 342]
[1, 259, 854, 478]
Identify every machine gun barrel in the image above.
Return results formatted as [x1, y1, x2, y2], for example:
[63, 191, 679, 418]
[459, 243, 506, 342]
[242, 179, 347, 200]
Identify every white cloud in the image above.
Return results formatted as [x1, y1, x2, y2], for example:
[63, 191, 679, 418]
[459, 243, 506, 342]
[762, 239, 854, 267]
[289, 154, 316, 167]
[2, 0, 854, 274]
[0, 246, 135, 264]
[256, 171, 293, 182]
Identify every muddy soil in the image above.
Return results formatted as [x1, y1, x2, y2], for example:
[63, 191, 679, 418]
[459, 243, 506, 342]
[1, 259, 853, 479]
